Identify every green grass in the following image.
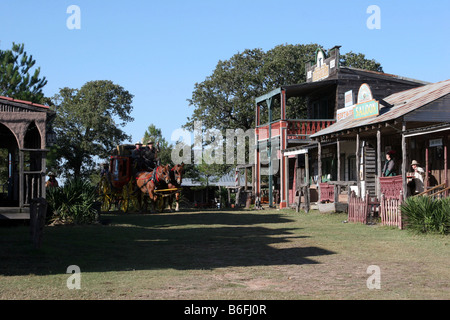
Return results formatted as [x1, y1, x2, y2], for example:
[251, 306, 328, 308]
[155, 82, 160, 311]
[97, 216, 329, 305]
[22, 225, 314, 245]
[0, 209, 449, 300]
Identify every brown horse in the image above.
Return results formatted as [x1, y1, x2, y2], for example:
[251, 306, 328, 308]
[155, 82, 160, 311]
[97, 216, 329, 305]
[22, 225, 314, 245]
[167, 163, 184, 211]
[136, 164, 170, 212]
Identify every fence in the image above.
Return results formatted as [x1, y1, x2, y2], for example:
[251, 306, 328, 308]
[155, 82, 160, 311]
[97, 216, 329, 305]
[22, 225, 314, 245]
[380, 193, 404, 229]
[348, 191, 369, 224]
[319, 183, 334, 203]
[348, 189, 404, 229]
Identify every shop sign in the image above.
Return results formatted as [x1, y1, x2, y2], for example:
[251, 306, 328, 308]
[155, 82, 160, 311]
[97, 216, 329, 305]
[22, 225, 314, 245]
[337, 104, 354, 122]
[345, 90, 353, 107]
[354, 100, 379, 120]
[357, 83, 373, 104]
[429, 138, 443, 147]
[353, 83, 379, 120]
[312, 49, 330, 82]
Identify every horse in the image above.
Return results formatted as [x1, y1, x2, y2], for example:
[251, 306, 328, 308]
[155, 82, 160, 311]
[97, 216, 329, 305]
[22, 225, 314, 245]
[167, 163, 184, 212]
[135, 164, 170, 212]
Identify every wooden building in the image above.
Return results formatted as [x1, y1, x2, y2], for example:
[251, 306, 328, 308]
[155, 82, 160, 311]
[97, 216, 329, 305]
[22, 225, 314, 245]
[0, 96, 55, 218]
[309, 79, 450, 205]
[254, 46, 427, 208]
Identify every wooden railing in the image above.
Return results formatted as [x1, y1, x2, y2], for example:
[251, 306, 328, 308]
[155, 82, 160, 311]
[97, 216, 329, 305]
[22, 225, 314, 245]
[256, 119, 335, 141]
[380, 193, 404, 229]
[415, 183, 449, 199]
[287, 119, 335, 140]
[379, 176, 403, 200]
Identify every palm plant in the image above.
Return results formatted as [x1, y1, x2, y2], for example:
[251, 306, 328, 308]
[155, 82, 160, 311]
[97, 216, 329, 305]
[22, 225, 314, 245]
[400, 196, 449, 235]
[46, 178, 99, 224]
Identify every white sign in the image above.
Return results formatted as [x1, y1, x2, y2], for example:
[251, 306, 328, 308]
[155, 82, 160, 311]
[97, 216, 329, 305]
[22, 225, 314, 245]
[429, 138, 443, 147]
[345, 90, 353, 107]
[337, 104, 354, 122]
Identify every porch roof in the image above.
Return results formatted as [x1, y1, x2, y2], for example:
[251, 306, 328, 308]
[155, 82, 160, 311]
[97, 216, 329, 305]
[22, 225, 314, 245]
[310, 79, 450, 139]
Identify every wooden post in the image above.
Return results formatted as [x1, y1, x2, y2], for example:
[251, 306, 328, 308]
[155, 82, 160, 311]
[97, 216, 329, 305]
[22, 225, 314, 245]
[356, 133, 360, 197]
[30, 197, 48, 249]
[402, 122, 407, 200]
[305, 151, 310, 213]
[336, 138, 341, 199]
[377, 129, 382, 199]
[318, 141, 322, 202]
[425, 147, 429, 190]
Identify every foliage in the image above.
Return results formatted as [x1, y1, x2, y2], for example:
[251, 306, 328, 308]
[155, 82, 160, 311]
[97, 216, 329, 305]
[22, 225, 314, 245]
[185, 43, 383, 132]
[400, 196, 450, 235]
[46, 178, 99, 225]
[0, 42, 47, 103]
[51, 80, 134, 178]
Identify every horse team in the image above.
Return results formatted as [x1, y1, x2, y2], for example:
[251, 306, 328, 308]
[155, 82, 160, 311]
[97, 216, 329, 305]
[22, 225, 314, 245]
[135, 163, 184, 212]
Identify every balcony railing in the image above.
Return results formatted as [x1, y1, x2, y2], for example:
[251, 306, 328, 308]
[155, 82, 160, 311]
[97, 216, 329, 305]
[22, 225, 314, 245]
[256, 119, 335, 141]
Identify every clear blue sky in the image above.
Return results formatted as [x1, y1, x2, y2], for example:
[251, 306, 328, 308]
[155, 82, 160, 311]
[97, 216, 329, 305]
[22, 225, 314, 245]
[1, 0, 449, 144]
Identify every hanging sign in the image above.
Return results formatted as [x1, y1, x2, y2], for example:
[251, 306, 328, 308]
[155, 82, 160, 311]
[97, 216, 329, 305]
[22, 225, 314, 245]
[353, 83, 379, 120]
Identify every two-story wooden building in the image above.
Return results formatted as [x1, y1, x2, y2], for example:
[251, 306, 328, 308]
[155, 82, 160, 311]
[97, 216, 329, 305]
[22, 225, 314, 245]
[254, 46, 427, 208]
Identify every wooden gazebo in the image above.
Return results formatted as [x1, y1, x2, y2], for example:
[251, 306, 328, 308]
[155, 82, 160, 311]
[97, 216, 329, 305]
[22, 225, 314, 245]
[0, 96, 55, 218]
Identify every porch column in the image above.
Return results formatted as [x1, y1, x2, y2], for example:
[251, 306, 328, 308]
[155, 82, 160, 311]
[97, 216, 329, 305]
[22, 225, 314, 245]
[402, 121, 407, 200]
[318, 140, 322, 202]
[356, 133, 360, 196]
[377, 129, 381, 199]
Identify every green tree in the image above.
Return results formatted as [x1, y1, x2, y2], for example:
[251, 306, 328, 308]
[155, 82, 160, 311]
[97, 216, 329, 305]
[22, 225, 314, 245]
[51, 80, 134, 178]
[186, 43, 383, 132]
[0, 42, 47, 103]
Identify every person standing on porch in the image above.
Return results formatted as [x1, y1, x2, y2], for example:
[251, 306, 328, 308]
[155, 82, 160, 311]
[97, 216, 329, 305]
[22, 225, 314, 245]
[382, 150, 396, 177]
[408, 160, 425, 195]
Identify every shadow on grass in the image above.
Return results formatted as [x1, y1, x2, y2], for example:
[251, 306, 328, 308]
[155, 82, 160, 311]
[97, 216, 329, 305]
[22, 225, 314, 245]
[0, 210, 336, 276]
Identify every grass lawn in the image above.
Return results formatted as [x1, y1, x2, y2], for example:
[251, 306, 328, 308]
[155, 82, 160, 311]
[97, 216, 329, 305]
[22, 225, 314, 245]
[0, 208, 449, 300]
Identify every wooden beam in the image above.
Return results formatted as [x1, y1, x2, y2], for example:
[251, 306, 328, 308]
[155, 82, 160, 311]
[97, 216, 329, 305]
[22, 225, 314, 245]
[402, 121, 407, 200]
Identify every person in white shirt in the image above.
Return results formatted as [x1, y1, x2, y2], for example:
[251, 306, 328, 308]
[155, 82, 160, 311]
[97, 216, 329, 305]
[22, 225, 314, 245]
[408, 160, 425, 195]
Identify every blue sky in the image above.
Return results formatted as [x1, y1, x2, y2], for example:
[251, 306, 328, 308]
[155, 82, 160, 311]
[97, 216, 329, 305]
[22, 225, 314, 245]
[1, 0, 449, 145]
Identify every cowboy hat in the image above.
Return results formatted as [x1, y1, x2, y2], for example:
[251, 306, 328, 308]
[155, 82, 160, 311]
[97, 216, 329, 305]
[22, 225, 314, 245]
[411, 160, 420, 166]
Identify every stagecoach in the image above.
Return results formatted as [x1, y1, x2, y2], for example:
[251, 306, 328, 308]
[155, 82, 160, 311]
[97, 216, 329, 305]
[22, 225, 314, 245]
[97, 144, 183, 213]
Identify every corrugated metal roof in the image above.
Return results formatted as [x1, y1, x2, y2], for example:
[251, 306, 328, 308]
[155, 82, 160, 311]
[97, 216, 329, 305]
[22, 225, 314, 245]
[310, 79, 450, 138]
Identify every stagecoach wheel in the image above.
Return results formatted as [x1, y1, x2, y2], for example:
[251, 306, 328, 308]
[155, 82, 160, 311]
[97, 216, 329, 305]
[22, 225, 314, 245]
[99, 176, 112, 212]
[120, 184, 130, 213]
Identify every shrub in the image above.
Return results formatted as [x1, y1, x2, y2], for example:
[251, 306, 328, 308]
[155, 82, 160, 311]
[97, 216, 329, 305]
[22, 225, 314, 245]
[400, 196, 450, 235]
[46, 178, 99, 225]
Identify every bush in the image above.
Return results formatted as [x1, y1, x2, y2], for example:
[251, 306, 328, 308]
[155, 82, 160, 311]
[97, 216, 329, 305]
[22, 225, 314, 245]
[400, 196, 450, 235]
[46, 178, 99, 225]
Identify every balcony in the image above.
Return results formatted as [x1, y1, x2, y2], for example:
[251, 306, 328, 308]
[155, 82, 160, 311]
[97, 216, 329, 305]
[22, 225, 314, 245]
[256, 119, 336, 142]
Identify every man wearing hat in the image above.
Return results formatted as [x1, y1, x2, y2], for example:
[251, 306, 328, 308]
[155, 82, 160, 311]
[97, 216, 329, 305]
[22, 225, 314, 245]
[132, 141, 145, 173]
[408, 160, 425, 195]
[143, 140, 160, 171]
[46, 172, 59, 188]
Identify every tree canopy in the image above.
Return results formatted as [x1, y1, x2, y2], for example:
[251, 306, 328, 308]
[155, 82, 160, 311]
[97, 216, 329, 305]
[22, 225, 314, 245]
[186, 43, 383, 132]
[0, 42, 47, 103]
[51, 80, 134, 178]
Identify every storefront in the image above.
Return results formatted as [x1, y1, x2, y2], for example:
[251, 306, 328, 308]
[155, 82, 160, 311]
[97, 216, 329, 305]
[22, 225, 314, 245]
[254, 45, 427, 208]
[309, 79, 450, 204]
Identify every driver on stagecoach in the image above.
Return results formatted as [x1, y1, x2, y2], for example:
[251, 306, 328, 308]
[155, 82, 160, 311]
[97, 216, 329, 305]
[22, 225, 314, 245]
[132, 141, 145, 173]
[143, 140, 160, 171]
